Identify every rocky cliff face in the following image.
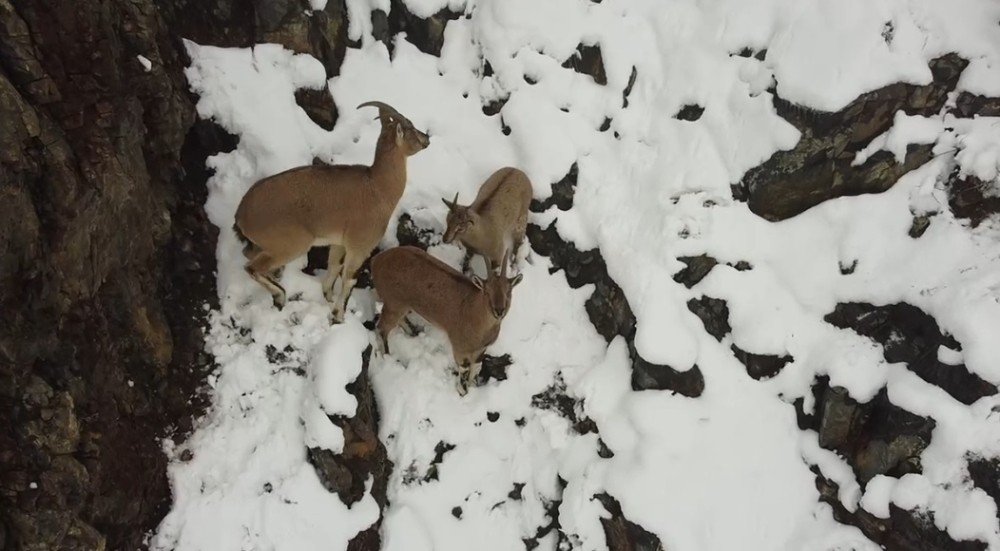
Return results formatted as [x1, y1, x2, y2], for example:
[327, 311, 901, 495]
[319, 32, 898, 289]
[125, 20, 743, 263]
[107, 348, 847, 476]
[2, 1, 998, 550]
[0, 0, 211, 548]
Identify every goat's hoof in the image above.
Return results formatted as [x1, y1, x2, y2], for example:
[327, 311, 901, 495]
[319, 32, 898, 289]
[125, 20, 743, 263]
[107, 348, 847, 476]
[273, 296, 287, 310]
[330, 307, 345, 324]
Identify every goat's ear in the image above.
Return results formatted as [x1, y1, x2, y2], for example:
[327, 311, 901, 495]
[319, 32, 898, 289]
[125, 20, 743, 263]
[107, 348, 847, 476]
[471, 275, 485, 290]
[441, 197, 454, 211]
[510, 273, 523, 287]
[394, 124, 404, 144]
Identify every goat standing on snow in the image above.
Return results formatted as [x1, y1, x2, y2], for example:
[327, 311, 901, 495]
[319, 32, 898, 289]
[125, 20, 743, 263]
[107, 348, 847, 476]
[234, 101, 429, 322]
[371, 246, 522, 395]
[442, 167, 532, 274]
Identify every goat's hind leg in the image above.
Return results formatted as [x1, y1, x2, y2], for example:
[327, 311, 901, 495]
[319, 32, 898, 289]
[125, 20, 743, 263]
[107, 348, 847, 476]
[246, 252, 288, 309]
[377, 304, 407, 355]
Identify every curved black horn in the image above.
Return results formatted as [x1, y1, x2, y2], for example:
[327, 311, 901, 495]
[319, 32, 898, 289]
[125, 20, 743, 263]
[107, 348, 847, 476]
[357, 101, 405, 123]
[500, 250, 510, 277]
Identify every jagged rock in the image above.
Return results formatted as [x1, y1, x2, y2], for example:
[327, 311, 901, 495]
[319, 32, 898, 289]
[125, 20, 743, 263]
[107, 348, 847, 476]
[730, 345, 792, 381]
[530, 162, 578, 212]
[385, 0, 462, 57]
[908, 214, 932, 237]
[595, 493, 665, 551]
[395, 212, 437, 250]
[951, 91, 1000, 118]
[815, 472, 988, 550]
[478, 353, 512, 384]
[630, 347, 705, 397]
[672, 255, 719, 288]
[674, 104, 704, 121]
[0, 0, 228, 546]
[337, 347, 392, 550]
[739, 54, 968, 221]
[563, 43, 607, 85]
[687, 296, 731, 341]
[21, 391, 80, 456]
[531, 374, 601, 434]
[947, 172, 1000, 228]
[799, 378, 934, 484]
[622, 66, 638, 108]
[967, 456, 1000, 524]
[816, 386, 865, 450]
[296, 87, 338, 130]
[527, 164, 705, 398]
[839, 259, 859, 274]
[482, 95, 508, 117]
[825, 302, 997, 405]
[163, 0, 349, 78]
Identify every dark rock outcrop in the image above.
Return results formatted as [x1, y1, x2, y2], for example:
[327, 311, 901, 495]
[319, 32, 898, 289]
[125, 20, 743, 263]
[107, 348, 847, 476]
[947, 172, 1000, 228]
[731, 345, 792, 381]
[796, 376, 988, 548]
[674, 104, 704, 121]
[967, 456, 1000, 525]
[815, 472, 987, 551]
[307, 347, 391, 550]
[595, 493, 664, 551]
[739, 54, 968, 221]
[673, 255, 719, 288]
[825, 302, 997, 405]
[382, 0, 462, 57]
[563, 43, 607, 86]
[528, 165, 705, 398]
[0, 0, 222, 547]
[530, 162, 578, 213]
[951, 92, 1000, 119]
[802, 381, 933, 483]
[687, 296, 732, 341]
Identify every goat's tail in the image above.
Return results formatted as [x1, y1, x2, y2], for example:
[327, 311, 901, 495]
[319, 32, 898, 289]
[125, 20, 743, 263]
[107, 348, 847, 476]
[233, 222, 259, 259]
[233, 222, 248, 245]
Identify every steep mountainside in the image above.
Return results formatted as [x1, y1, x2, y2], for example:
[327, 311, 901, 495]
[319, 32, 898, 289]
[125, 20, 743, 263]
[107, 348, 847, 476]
[2, 1, 1000, 550]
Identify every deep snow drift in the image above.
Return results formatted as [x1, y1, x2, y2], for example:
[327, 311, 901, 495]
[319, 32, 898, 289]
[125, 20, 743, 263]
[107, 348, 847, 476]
[152, 0, 1000, 549]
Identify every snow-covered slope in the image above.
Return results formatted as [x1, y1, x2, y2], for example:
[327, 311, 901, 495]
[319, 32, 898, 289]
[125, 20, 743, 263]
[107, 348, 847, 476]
[152, 0, 1000, 549]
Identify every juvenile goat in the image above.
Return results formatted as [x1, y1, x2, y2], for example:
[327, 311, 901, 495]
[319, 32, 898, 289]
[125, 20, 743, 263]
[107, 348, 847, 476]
[371, 246, 522, 394]
[442, 167, 532, 273]
[234, 101, 429, 321]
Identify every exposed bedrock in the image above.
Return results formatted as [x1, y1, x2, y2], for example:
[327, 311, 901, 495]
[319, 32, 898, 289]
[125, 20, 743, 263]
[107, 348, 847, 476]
[738, 53, 969, 221]
[0, 0, 220, 547]
[825, 302, 997, 405]
[527, 169, 706, 400]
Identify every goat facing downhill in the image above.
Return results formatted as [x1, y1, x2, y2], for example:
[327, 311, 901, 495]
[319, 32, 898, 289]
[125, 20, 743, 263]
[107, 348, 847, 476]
[371, 246, 522, 394]
[442, 167, 533, 273]
[234, 101, 429, 321]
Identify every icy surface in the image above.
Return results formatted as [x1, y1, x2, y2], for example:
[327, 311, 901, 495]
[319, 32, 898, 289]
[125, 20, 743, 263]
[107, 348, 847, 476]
[156, 0, 1000, 549]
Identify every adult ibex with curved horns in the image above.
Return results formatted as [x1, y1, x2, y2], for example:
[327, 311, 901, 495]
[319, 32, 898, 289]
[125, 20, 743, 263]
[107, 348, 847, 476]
[234, 101, 430, 321]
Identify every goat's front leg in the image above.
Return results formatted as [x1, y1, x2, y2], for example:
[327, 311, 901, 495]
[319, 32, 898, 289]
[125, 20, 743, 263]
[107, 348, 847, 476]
[460, 250, 474, 276]
[455, 361, 471, 396]
[454, 349, 485, 395]
[331, 252, 365, 323]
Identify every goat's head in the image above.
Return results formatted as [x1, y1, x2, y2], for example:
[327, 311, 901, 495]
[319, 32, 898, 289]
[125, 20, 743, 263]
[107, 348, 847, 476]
[471, 252, 522, 320]
[358, 101, 430, 155]
[441, 193, 474, 244]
